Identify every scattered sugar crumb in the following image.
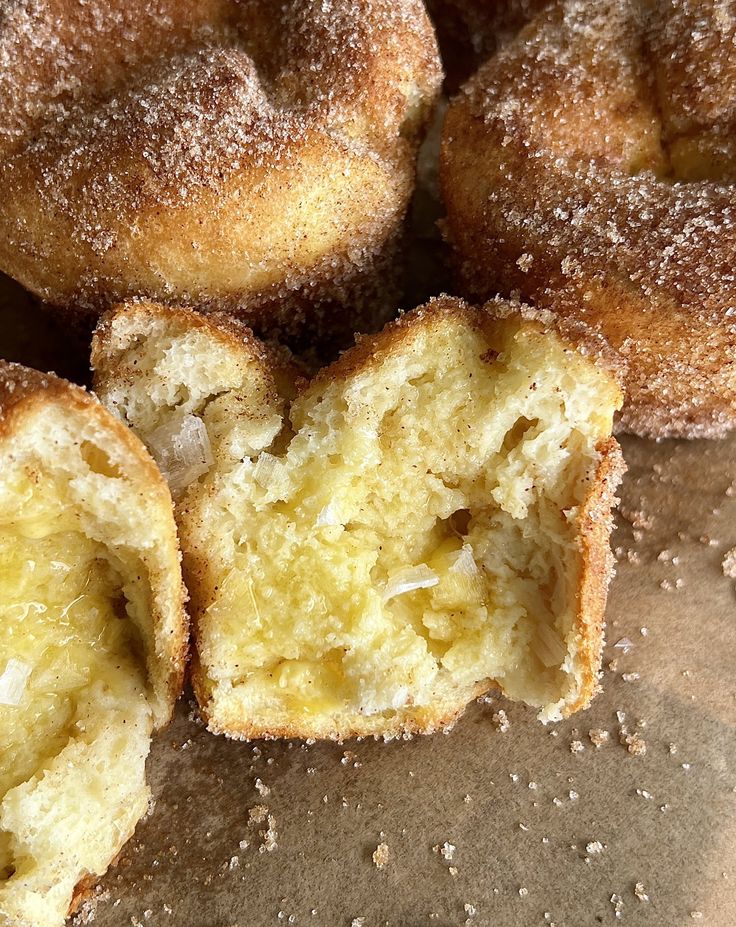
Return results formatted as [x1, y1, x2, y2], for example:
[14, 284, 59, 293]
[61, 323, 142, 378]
[589, 729, 610, 747]
[255, 778, 270, 797]
[440, 842, 455, 861]
[610, 893, 624, 919]
[248, 805, 269, 825]
[634, 882, 649, 902]
[372, 843, 390, 870]
[722, 548, 736, 578]
[570, 740, 585, 754]
[586, 841, 604, 855]
[492, 709, 510, 732]
[258, 815, 278, 853]
[620, 732, 647, 756]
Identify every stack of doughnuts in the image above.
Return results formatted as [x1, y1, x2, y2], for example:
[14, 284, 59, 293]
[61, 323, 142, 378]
[441, 0, 736, 438]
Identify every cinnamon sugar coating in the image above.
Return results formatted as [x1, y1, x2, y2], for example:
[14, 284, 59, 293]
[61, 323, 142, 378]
[0, 0, 441, 346]
[441, 0, 736, 438]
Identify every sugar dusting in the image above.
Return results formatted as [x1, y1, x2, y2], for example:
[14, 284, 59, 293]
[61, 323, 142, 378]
[0, 0, 441, 346]
[442, 0, 736, 438]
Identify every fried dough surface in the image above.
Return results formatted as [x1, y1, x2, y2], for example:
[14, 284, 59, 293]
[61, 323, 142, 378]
[441, 0, 736, 437]
[0, 0, 441, 346]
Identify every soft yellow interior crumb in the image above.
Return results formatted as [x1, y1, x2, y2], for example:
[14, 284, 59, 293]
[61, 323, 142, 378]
[0, 466, 151, 926]
[97, 308, 618, 735]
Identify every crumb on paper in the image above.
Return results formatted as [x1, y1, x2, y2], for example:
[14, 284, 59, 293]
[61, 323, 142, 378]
[570, 739, 585, 754]
[258, 815, 278, 853]
[518, 887, 528, 898]
[610, 893, 624, 919]
[620, 732, 647, 756]
[492, 709, 510, 732]
[589, 729, 610, 747]
[248, 804, 269, 825]
[351, 919, 366, 927]
[438, 842, 455, 861]
[254, 778, 270, 797]
[464, 902, 477, 917]
[614, 637, 634, 653]
[634, 882, 649, 902]
[585, 841, 604, 856]
[722, 548, 736, 577]
[372, 843, 390, 869]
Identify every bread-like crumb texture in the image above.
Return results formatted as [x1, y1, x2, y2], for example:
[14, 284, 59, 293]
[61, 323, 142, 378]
[441, 0, 736, 438]
[0, 0, 441, 346]
[0, 363, 187, 927]
[92, 296, 623, 740]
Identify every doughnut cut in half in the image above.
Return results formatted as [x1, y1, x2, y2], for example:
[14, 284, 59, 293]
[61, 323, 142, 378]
[92, 297, 623, 739]
[0, 364, 187, 927]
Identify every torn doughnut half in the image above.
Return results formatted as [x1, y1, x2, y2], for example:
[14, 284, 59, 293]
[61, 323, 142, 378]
[0, 364, 187, 927]
[92, 296, 623, 740]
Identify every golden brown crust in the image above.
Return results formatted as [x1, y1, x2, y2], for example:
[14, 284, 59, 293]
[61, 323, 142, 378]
[0, 0, 441, 347]
[0, 360, 188, 724]
[92, 300, 303, 390]
[440, 0, 736, 439]
[191, 648, 491, 741]
[566, 437, 626, 716]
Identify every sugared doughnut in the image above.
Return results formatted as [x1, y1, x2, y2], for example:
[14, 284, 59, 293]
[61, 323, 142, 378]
[0, 362, 187, 927]
[0, 0, 441, 346]
[92, 296, 623, 738]
[441, 0, 736, 438]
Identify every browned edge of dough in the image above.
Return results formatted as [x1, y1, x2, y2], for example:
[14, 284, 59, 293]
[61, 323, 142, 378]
[0, 360, 189, 717]
[153, 293, 626, 738]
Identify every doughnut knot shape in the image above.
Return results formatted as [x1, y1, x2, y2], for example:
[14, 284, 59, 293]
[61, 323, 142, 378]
[0, 0, 441, 345]
[441, 0, 736, 438]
